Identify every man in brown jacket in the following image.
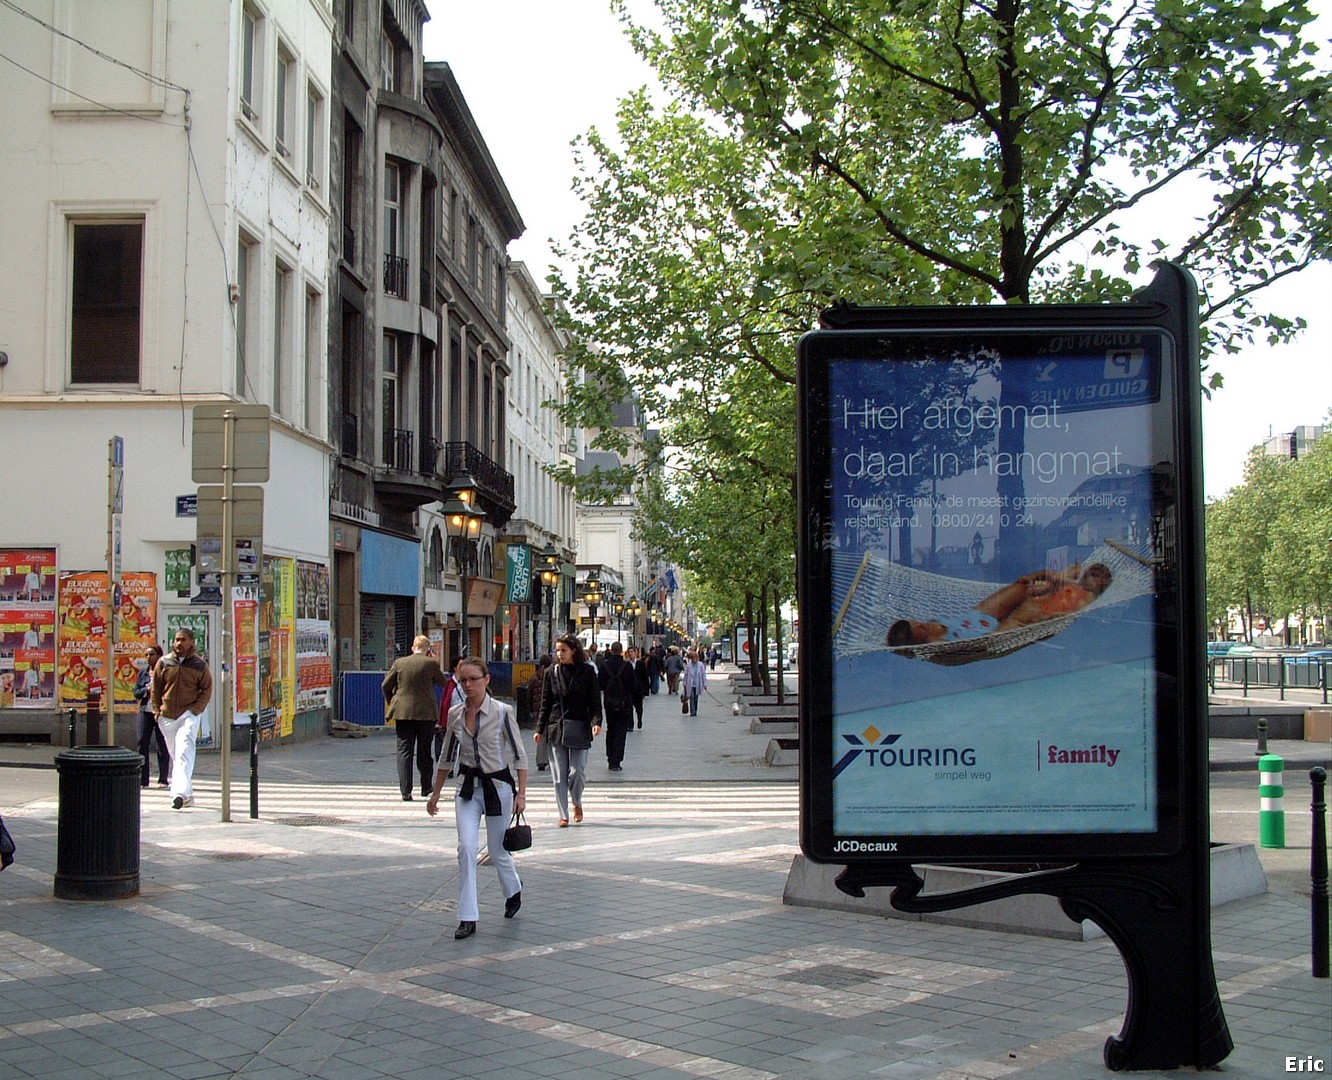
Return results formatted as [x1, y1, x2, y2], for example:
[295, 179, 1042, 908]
[383, 635, 449, 800]
[152, 628, 214, 809]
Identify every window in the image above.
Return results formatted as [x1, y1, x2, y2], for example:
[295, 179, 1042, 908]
[273, 262, 292, 416]
[235, 233, 258, 398]
[439, 180, 451, 249]
[305, 84, 324, 190]
[240, 6, 263, 123]
[304, 287, 322, 434]
[384, 163, 402, 257]
[275, 45, 295, 160]
[383, 162, 407, 297]
[69, 220, 143, 385]
[379, 29, 396, 92]
[382, 333, 399, 467]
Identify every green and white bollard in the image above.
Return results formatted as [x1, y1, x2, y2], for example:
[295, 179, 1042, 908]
[1259, 753, 1286, 849]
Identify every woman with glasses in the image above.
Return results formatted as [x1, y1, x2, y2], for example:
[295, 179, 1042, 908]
[427, 657, 528, 940]
[534, 634, 602, 827]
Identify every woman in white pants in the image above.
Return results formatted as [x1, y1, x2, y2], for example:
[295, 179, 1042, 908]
[427, 657, 528, 940]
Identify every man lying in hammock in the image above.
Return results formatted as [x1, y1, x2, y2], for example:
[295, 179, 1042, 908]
[886, 563, 1113, 647]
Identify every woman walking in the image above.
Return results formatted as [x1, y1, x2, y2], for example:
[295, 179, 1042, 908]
[427, 658, 528, 941]
[534, 634, 602, 827]
[681, 648, 708, 717]
[133, 644, 169, 788]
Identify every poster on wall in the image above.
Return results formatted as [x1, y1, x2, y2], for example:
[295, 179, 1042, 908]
[112, 572, 159, 711]
[57, 571, 110, 710]
[264, 556, 296, 737]
[233, 591, 260, 721]
[0, 548, 58, 708]
[296, 560, 332, 711]
[799, 323, 1187, 863]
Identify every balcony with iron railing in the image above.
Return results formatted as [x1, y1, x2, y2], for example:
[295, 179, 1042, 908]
[373, 426, 439, 509]
[384, 253, 409, 298]
[436, 440, 516, 529]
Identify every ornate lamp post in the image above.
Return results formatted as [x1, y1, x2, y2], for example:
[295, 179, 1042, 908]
[582, 577, 602, 648]
[443, 479, 486, 658]
[625, 597, 642, 646]
[613, 598, 626, 643]
[539, 544, 560, 655]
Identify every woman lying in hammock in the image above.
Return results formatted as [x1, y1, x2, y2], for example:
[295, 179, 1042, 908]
[886, 563, 1113, 647]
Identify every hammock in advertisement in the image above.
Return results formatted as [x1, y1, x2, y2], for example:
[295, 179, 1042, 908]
[832, 540, 1155, 666]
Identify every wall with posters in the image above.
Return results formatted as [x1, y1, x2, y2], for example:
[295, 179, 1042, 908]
[0, 549, 58, 709]
[56, 571, 158, 713]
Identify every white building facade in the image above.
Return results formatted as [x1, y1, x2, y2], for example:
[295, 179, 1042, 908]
[0, 0, 335, 740]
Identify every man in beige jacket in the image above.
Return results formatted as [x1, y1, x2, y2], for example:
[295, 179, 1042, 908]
[383, 635, 449, 800]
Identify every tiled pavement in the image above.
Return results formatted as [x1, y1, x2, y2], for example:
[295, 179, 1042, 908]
[0, 669, 1328, 1079]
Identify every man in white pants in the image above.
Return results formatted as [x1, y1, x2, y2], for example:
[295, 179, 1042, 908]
[152, 628, 214, 810]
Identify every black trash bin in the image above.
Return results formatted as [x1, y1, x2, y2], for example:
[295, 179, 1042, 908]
[54, 747, 141, 900]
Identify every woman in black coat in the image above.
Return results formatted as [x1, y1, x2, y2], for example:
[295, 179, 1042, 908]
[534, 635, 602, 827]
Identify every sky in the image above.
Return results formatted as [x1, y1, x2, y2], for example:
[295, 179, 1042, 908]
[421, 1, 1331, 503]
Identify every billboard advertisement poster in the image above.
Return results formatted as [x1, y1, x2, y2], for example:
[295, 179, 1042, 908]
[0, 548, 58, 709]
[295, 560, 332, 711]
[799, 327, 1186, 862]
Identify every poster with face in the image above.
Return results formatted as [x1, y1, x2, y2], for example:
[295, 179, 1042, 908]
[801, 329, 1184, 861]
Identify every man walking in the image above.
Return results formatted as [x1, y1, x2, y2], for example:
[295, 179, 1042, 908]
[598, 641, 635, 771]
[663, 646, 684, 696]
[153, 628, 214, 810]
[383, 635, 449, 800]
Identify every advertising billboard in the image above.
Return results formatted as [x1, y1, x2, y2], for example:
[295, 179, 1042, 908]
[799, 309, 1198, 863]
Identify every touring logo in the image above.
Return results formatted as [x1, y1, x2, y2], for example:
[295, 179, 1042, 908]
[833, 726, 977, 779]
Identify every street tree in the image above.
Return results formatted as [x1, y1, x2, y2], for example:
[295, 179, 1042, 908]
[554, 0, 1330, 613]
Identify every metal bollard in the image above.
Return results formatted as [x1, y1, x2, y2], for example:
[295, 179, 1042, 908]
[86, 688, 102, 746]
[1311, 766, 1328, 979]
[1255, 717, 1268, 756]
[1259, 753, 1286, 849]
[248, 713, 259, 820]
[67, 708, 77, 748]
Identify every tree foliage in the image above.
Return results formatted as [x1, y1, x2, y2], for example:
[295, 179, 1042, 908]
[553, 0, 1331, 617]
[1206, 431, 1332, 640]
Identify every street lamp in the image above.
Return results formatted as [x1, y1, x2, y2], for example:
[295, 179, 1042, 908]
[443, 482, 486, 658]
[614, 598, 626, 642]
[625, 597, 642, 646]
[582, 577, 602, 647]
[539, 544, 560, 655]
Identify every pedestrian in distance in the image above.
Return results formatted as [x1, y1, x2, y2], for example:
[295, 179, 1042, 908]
[598, 641, 636, 771]
[433, 656, 464, 765]
[133, 644, 169, 789]
[626, 645, 649, 730]
[681, 648, 708, 717]
[426, 657, 527, 941]
[0, 812, 14, 870]
[663, 645, 684, 696]
[647, 644, 664, 694]
[528, 654, 552, 771]
[383, 635, 450, 801]
[534, 634, 602, 826]
[152, 628, 214, 810]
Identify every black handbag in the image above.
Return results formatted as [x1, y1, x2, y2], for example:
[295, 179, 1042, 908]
[681, 697, 689, 714]
[502, 810, 531, 852]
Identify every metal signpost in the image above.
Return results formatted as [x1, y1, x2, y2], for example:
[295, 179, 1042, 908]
[193, 404, 269, 823]
[105, 436, 124, 744]
[796, 265, 1229, 1070]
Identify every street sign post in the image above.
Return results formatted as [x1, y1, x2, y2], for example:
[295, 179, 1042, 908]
[192, 404, 270, 822]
